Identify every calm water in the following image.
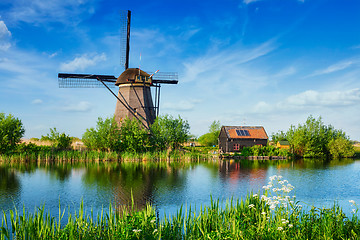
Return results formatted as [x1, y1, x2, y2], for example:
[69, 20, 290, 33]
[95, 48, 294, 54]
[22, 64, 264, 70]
[1, 158, 360, 220]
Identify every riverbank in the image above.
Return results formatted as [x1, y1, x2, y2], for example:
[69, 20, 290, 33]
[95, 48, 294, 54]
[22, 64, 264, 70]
[0, 148, 215, 163]
[2, 189, 359, 239]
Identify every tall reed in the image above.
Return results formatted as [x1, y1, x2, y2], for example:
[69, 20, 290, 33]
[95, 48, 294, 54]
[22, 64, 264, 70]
[2, 175, 360, 239]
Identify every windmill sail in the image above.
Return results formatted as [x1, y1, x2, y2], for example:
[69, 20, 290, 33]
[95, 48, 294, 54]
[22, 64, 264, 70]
[58, 73, 116, 88]
[120, 10, 131, 70]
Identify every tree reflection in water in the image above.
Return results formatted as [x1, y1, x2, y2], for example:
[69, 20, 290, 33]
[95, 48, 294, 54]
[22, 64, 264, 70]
[81, 161, 201, 211]
[0, 166, 21, 209]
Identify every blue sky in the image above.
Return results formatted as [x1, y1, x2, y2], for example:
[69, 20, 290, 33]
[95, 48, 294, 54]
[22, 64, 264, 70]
[0, 0, 360, 140]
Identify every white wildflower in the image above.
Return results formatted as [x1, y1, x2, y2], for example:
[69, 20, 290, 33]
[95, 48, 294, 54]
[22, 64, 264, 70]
[352, 209, 356, 213]
[133, 229, 142, 233]
[153, 229, 158, 234]
[150, 219, 156, 223]
[349, 200, 356, 205]
[261, 212, 266, 215]
[249, 204, 255, 208]
[277, 227, 283, 231]
[288, 224, 293, 228]
[253, 194, 258, 198]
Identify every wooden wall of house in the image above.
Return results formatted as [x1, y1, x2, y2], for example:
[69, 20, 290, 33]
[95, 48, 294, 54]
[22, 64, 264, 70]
[219, 137, 268, 153]
[218, 128, 228, 153]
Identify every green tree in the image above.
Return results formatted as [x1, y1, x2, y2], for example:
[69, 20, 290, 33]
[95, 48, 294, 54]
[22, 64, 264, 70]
[198, 120, 221, 147]
[328, 137, 355, 158]
[271, 130, 287, 143]
[119, 117, 150, 153]
[82, 117, 121, 152]
[151, 115, 190, 150]
[0, 113, 25, 153]
[275, 115, 353, 158]
[44, 128, 72, 150]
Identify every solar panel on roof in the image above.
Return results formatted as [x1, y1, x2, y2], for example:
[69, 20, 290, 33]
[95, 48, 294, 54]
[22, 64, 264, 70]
[235, 129, 250, 136]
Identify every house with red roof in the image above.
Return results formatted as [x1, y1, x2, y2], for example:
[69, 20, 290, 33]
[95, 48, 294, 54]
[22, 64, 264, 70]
[218, 126, 268, 153]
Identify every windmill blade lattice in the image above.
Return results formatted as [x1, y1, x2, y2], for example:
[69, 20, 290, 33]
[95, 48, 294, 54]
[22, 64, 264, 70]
[58, 73, 116, 88]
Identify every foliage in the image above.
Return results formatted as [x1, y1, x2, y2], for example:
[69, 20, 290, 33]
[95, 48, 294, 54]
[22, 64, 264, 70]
[240, 145, 291, 157]
[198, 120, 221, 147]
[273, 115, 354, 158]
[2, 175, 360, 240]
[150, 115, 190, 150]
[0, 113, 25, 154]
[82, 117, 121, 152]
[271, 130, 287, 143]
[328, 137, 355, 158]
[43, 128, 72, 150]
[119, 117, 150, 153]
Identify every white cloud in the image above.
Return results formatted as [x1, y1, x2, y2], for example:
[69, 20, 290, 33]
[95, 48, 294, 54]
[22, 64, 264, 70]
[182, 39, 277, 84]
[243, 0, 261, 4]
[163, 99, 202, 111]
[61, 101, 92, 112]
[309, 59, 358, 77]
[285, 88, 360, 107]
[0, 21, 11, 51]
[273, 66, 296, 78]
[32, 99, 43, 104]
[60, 53, 107, 72]
[3, 0, 96, 25]
[253, 88, 360, 114]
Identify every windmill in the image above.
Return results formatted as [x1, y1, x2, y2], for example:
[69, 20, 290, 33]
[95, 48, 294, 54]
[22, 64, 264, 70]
[58, 10, 178, 130]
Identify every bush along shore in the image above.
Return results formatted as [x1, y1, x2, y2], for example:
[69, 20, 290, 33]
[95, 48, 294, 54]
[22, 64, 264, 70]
[1, 175, 360, 240]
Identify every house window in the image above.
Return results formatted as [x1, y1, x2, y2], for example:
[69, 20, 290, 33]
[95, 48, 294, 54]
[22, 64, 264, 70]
[234, 143, 240, 151]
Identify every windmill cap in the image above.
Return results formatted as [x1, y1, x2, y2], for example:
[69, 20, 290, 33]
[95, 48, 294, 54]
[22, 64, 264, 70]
[115, 68, 150, 86]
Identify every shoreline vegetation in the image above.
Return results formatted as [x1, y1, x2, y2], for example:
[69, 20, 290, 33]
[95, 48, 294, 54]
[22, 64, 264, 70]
[1, 175, 360, 240]
[0, 148, 215, 163]
[1, 113, 358, 162]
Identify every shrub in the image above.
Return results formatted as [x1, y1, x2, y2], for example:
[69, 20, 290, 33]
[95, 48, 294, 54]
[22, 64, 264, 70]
[0, 113, 25, 154]
[43, 128, 72, 150]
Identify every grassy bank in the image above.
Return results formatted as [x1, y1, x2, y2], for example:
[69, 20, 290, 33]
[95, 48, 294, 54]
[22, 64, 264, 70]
[0, 148, 213, 163]
[1, 175, 360, 239]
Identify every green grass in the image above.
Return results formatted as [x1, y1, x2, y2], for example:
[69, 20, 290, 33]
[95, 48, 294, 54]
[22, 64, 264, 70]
[2, 176, 360, 239]
[0, 149, 212, 163]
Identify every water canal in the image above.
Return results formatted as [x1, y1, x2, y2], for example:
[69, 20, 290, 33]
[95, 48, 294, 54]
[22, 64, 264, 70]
[1, 158, 359, 220]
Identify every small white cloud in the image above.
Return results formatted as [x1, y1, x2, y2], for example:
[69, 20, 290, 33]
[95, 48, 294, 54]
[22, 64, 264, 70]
[49, 52, 58, 58]
[61, 101, 92, 112]
[163, 99, 202, 111]
[243, 0, 261, 4]
[60, 53, 107, 72]
[32, 99, 43, 104]
[254, 101, 272, 113]
[273, 66, 296, 78]
[309, 59, 358, 77]
[0, 21, 11, 51]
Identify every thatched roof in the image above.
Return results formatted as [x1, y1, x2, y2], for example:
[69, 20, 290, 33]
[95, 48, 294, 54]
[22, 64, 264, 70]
[115, 68, 150, 86]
